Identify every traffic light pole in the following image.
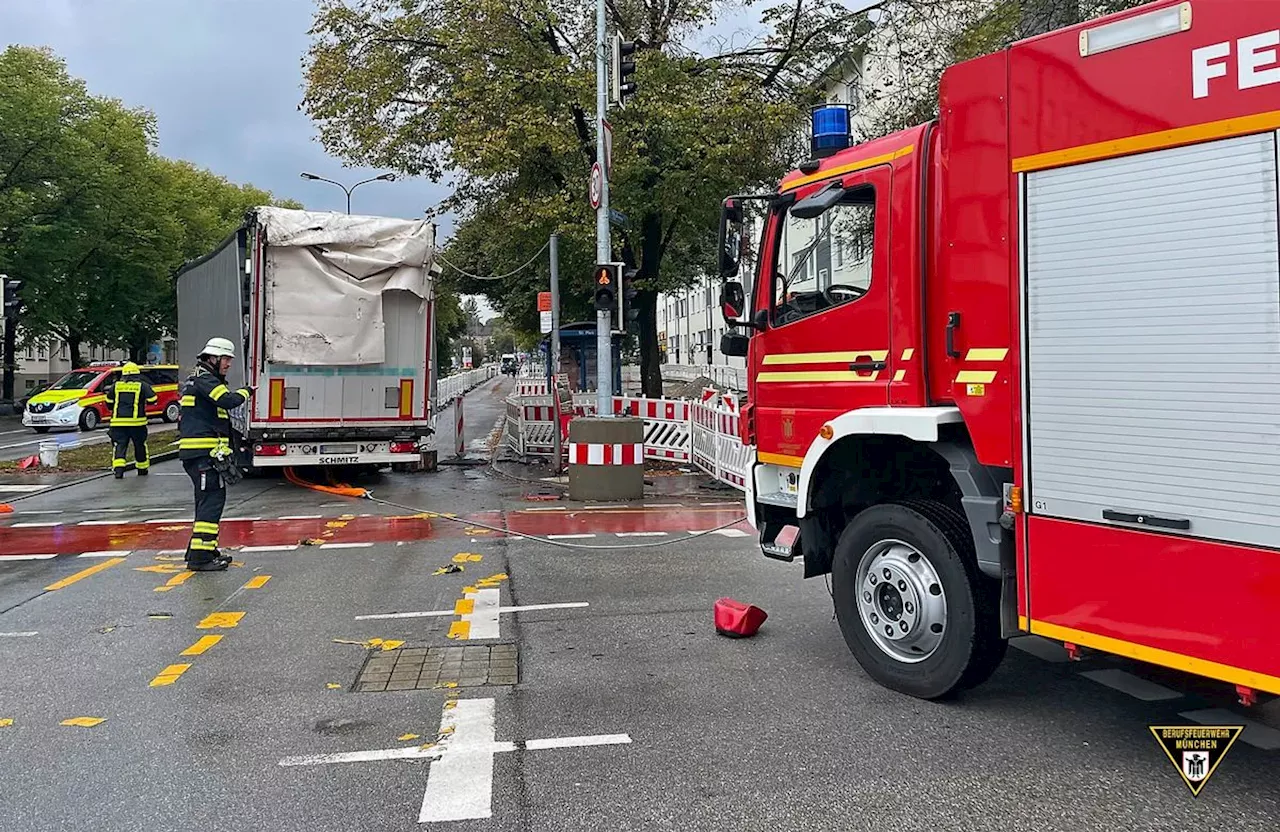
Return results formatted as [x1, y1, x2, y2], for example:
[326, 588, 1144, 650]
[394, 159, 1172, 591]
[594, 0, 612, 417]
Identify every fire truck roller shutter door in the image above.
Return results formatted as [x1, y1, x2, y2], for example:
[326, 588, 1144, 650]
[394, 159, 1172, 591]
[1024, 131, 1280, 550]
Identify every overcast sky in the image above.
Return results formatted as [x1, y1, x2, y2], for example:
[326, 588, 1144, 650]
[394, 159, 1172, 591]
[1, 1, 871, 317]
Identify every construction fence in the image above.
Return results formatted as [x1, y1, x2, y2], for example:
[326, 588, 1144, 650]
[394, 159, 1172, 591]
[503, 381, 753, 492]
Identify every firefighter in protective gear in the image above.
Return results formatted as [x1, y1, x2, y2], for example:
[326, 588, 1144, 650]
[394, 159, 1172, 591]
[178, 337, 254, 571]
[105, 362, 156, 479]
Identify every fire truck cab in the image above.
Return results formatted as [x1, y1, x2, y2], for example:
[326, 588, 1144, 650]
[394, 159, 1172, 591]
[718, 0, 1280, 701]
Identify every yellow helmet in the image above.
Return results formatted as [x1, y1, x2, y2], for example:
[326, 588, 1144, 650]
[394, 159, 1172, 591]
[121, 362, 140, 376]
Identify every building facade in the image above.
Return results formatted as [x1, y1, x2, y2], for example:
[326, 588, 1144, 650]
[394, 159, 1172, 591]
[1, 318, 176, 396]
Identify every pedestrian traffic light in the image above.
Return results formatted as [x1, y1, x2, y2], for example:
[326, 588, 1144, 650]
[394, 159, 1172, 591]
[621, 266, 639, 324]
[2, 277, 21, 319]
[611, 35, 637, 106]
[594, 263, 620, 312]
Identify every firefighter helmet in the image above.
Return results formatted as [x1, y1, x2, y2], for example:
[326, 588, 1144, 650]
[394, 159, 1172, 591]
[121, 362, 140, 376]
[200, 337, 236, 358]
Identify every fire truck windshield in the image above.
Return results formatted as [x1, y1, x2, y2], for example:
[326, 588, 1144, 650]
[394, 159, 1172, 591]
[771, 187, 875, 326]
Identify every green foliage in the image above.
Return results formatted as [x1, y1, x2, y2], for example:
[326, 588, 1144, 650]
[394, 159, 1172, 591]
[302, 0, 860, 393]
[0, 46, 300, 369]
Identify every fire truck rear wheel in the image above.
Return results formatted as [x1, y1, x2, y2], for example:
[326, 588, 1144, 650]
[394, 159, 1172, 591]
[831, 500, 1002, 700]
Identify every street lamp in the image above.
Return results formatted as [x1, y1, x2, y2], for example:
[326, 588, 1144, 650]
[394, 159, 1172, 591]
[299, 171, 397, 214]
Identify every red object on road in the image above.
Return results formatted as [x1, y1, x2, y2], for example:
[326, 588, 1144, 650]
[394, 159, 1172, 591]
[714, 598, 767, 638]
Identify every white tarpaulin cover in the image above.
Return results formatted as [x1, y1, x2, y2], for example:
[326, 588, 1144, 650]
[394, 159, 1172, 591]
[257, 206, 435, 365]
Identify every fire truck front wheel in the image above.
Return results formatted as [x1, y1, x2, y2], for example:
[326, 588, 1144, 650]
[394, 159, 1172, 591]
[830, 500, 1003, 700]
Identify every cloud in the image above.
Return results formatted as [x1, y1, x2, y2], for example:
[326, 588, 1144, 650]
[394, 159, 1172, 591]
[0, 0, 454, 230]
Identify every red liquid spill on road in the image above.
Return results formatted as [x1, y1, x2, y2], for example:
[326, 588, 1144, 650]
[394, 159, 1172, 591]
[0, 507, 748, 557]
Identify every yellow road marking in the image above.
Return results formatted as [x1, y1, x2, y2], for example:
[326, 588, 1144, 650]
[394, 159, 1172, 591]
[447, 621, 471, 640]
[399, 733, 420, 741]
[45, 557, 126, 591]
[181, 635, 223, 656]
[243, 575, 271, 589]
[452, 553, 482, 563]
[149, 663, 192, 687]
[154, 571, 194, 592]
[60, 717, 106, 727]
[196, 612, 245, 629]
[454, 598, 475, 615]
[135, 564, 185, 574]
[0, 718, 12, 727]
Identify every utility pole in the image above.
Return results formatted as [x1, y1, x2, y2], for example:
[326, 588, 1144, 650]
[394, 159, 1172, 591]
[594, 0, 612, 417]
[1, 275, 19, 405]
[549, 234, 563, 470]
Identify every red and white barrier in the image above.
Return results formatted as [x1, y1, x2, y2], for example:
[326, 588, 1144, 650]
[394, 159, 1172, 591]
[505, 387, 752, 492]
[567, 442, 644, 466]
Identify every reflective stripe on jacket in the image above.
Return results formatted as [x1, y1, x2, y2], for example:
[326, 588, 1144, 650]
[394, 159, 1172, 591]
[106, 379, 157, 427]
[178, 365, 249, 460]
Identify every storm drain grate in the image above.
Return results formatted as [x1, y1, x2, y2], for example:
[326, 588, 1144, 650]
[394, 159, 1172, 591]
[355, 644, 519, 692]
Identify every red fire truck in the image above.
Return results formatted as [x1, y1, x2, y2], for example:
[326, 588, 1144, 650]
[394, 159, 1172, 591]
[717, 0, 1280, 702]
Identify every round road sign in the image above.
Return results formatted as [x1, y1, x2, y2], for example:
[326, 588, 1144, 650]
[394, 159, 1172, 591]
[589, 162, 603, 209]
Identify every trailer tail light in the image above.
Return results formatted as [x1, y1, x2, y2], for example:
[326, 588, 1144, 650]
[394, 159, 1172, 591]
[390, 441, 417, 454]
[254, 443, 286, 457]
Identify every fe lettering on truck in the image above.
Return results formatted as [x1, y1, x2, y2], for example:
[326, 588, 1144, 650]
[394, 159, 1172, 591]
[1193, 28, 1280, 98]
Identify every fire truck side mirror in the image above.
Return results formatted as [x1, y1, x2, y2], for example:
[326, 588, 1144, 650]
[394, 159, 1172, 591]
[718, 199, 743, 279]
[720, 281, 746, 321]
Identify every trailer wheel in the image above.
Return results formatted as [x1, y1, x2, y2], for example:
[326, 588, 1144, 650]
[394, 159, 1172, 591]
[831, 500, 1004, 700]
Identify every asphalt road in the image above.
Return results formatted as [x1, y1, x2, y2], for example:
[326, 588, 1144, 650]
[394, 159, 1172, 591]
[0, 416, 174, 462]
[0, 376, 1277, 831]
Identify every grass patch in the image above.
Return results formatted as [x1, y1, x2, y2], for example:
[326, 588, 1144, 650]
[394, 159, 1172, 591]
[0, 429, 179, 472]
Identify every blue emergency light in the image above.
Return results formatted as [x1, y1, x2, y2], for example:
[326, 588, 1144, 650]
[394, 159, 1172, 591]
[811, 104, 851, 158]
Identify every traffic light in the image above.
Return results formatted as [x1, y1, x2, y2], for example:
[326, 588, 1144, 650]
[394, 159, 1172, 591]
[610, 35, 637, 106]
[594, 263, 620, 312]
[621, 266, 639, 324]
[2, 277, 21, 319]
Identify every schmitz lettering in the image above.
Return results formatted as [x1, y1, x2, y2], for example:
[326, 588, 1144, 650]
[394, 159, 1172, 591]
[318, 456, 360, 465]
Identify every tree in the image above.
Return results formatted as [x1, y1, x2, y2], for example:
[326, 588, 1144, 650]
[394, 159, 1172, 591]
[0, 46, 303, 367]
[303, 0, 862, 396]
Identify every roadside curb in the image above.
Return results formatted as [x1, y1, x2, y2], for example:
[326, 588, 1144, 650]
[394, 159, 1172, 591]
[0, 449, 181, 506]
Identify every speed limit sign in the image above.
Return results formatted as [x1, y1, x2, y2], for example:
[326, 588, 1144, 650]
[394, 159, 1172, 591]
[588, 162, 603, 209]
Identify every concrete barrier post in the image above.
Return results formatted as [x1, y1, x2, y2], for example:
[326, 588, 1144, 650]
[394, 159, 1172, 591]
[567, 417, 644, 501]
